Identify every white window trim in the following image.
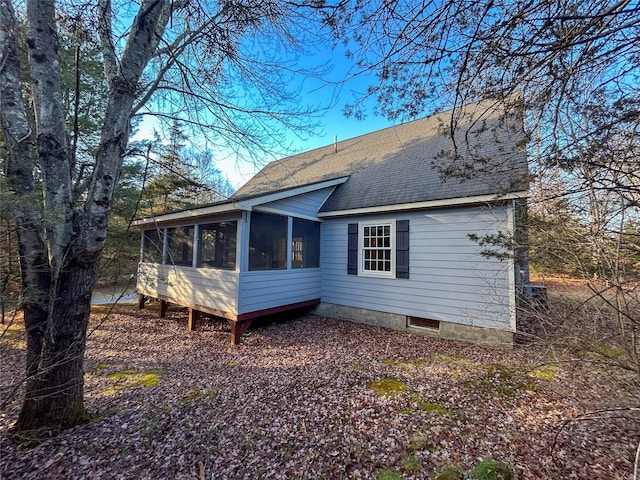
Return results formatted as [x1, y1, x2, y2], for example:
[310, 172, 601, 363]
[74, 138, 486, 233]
[358, 219, 396, 278]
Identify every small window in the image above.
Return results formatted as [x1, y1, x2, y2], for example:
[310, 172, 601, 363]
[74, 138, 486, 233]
[142, 229, 163, 264]
[292, 218, 320, 268]
[360, 222, 394, 276]
[166, 226, 194, 266]
[198, 221, 237, 270]
[249, 211, 287, 270]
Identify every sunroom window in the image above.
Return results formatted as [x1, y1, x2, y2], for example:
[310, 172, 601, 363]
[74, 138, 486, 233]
[292, 218, 320, 268]
[198, 221, 237, 270]
[142, 229, 163, 264]
[166, 226, 194, 266]
[249, 211, 287, 270]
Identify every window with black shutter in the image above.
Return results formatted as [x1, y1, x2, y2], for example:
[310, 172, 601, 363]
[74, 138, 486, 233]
[347, 223, 358, 275]
[396, 220, 409, 279]
[348, 219, 410, 278]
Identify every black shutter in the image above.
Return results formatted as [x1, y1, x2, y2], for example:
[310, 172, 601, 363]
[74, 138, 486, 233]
[396, 220, 409, 279]
[347, 223, 358, 275]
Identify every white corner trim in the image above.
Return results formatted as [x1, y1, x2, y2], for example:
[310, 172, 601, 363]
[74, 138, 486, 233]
[317, 191, 529, 218]
[507, 200, 517, 332]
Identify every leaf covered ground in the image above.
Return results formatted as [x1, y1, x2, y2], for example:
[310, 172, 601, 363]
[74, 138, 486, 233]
[1, 306, 638, 479]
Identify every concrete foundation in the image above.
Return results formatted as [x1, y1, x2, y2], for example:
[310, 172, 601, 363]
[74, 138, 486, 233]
[314, 302, 513, 349]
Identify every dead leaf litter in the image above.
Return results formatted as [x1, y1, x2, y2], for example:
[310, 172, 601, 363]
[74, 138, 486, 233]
[1, 309, 638, 479]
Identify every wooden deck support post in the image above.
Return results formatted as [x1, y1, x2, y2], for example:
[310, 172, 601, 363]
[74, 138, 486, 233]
[228, 319, 253, 346]
[159, 299, 168, 318]
[188, 308, 201, 331]
[138, 294, 147, 309]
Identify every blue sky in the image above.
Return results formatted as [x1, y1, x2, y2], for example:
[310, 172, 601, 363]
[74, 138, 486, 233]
[133, 15, 399, 191]
[205, 42, 397, 190]
[219, 104, 396, 189]
[217, 51, 393, 188]
[135, 47, 396, 190]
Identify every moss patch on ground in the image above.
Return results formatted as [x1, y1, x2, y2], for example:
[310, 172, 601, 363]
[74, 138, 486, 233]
[178, 388, 214, 406]
[528, 365, 558, 381]
[467, 363, 540, 397]
[419, 401, 455, 415]
[401, 454, 423, 473]
[408, 432, 434, 452]
[467, 459, 513, 480]
[434, 466, 463, 480]
[103, 369, 167, 395]
[0, 324, 26, 351]
[375, 469, 402, 480]
[368, 378, 408, 396]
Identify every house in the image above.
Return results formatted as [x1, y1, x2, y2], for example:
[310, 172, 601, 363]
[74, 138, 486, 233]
[132, 100, 529, 347]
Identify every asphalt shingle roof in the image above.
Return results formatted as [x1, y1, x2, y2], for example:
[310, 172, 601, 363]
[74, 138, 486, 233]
[233, 100, 528, 212]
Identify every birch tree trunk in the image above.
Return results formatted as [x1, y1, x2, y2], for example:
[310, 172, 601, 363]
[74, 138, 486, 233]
[1, 0, 173, 432]
[0, 0, 51, 383]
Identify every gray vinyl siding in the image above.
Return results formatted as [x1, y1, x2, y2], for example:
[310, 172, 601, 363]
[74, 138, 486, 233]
[137, 262, 239, 314]
[237, 269, 321, 314]
[234, 189, 326, 314]
[136, 210, 321, 317]
[256, 187, 335, 219]
[320, 205, 514, 331]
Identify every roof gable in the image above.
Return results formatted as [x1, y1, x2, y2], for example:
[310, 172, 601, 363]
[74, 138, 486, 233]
[234, 100, 528, 212]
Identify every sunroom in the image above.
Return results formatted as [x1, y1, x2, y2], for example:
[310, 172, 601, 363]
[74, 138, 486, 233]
[132, 179, 346, 344]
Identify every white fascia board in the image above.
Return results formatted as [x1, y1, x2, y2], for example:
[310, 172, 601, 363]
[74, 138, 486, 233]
[130, 177, 350, 227]
[252, 205, 323, 222]
[238, 177, 349, 208]
[317, 191, 529, 218]
[131, 201, 247, 227]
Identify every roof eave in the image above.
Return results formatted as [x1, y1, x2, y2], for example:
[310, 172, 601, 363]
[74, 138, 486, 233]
[131, 201, 246, 227]
[317, 191, 529, 218]
[232, 176, 349, 206]
[131, 176, 351, 227]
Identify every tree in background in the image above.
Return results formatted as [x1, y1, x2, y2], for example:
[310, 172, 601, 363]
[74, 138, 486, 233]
[99, 133, 235, 288]
[141, 120, 234, 215]
[0, 208, 20, 325]
[328, 0, 640, 387]
[0, 0, 328, 434]
[0, 7, 223, 319]
[144, 120, 192, 214]
[186, 148, 234, 204]
[97, 161, 146, 291]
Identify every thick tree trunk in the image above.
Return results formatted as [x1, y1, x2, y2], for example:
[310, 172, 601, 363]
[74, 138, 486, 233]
[15, 257, 99, 431]
[1, 0, 173, 434]
[13, 226, 50, 378]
